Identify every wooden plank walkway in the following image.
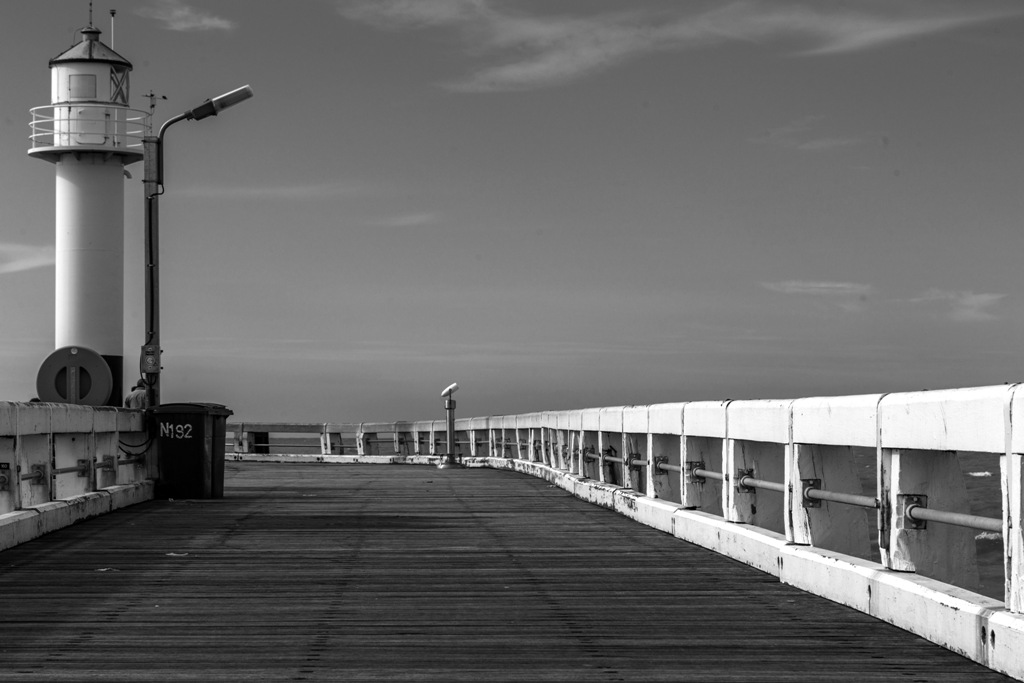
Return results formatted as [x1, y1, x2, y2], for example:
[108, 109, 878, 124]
[0, 462, 1014, 682]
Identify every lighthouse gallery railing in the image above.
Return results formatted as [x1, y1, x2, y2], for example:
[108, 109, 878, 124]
[29, 104, 150, 155]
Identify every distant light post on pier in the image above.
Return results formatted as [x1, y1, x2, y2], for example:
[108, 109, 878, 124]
[438, 382, 463, 469]
[142, 85, 254, 409]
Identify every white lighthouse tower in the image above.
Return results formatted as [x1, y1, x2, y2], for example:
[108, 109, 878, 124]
[28, 21, 148, 406]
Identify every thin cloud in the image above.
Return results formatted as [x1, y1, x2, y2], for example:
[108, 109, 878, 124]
[762, 280, 872, 312]
[339, 0, 486, 29]
[752, 116, 863, 151]
[137, 0, 235, 32]
[909, 288, 1006, 322]
[337, 1, 1020, 91]
[0, 243, 54, 275]
[762, 280, 871, 297]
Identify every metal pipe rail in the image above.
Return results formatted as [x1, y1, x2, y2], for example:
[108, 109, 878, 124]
[905, 503, 1002, 534]
[690, 468, 788, 495]
[97, 455, 148, 471]
[657, 462, 682, 473]
[691, 468, 725, 482]
[804, 486, 878, 509]
[737, 474, 787, 494]
[51, 461, 90, 476]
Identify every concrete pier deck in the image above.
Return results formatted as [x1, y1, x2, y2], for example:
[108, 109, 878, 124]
[0, 462, 1013, 682]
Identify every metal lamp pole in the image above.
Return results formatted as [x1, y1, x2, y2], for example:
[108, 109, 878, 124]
[141, 86, 254, 409]
[438, 383, 462, 469]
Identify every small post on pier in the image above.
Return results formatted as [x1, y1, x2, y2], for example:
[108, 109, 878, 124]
[438, 383, 463, 469]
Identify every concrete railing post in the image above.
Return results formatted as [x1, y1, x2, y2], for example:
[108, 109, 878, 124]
[513, 417, 526, 461]
[235, 423, 250, 454]
[724, 401, 789, 532]
[319, 425, 332, 455]
[598, 408, 624, 486]
[789, 395, 879, 553]
[580, 409, 600, 480]
[880, 447, 979, 587]
[1007, 387, 1024, 611]
[647, 404, 684, 504]
[876, 389, 1008, 589]
[17, 402, 53, 508]
[681, 402, 727, 514]
[623, 406, 648, 494]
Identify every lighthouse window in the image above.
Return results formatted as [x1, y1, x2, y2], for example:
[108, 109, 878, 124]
[110, 68, 129, 104]
[69, 74, 96, 99]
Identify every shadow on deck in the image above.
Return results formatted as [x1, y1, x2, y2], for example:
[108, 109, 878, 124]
[0, 462, 1014, 682]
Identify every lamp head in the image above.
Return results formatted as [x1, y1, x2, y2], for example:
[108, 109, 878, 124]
[441, 382, 459, 398]
[185, 85, 254, 121]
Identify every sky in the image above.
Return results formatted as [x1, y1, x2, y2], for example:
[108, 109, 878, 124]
[2, 0, 1024, 423]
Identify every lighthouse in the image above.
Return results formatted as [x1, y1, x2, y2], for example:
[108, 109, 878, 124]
[28, 22, 148, 406]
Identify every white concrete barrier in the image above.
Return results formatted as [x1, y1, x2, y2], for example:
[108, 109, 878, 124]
[0, 401, 154, 551]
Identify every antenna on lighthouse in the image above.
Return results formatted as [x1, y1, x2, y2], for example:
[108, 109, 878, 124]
[88, 1, 93, 26]
[110, 9, 116, 48]
[146, 90, 168, 116]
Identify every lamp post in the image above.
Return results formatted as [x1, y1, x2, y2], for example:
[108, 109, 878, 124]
[438, 382, 462, 469]
[142, 86, 254, 409]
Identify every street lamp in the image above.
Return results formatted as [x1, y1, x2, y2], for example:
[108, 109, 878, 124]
[142, 85, 254, 409]
[438, 382, 463, 469]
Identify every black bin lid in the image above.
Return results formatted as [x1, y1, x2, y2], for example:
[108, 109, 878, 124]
[153, 402, 233, 417]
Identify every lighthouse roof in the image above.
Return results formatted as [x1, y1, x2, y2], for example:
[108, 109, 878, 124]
[49, 26, 132, 69]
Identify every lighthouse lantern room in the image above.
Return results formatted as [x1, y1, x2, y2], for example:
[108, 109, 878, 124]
[29, 20, 149, 406]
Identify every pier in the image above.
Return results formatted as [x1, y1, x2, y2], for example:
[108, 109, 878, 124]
[0, 461, 1012, 681]
[2, 384, 1024, 679]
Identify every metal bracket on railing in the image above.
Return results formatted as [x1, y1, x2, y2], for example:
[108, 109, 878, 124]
[627, 453, 643, 471]
[97, 455, 116, 471]
[801, 478, 821, 508]
[654, 456, 668, 473]
[21, 464, 47, 484]
[900, 494, 928, 530]
[0, 463, 10, 491]
[685, 460, 705, 484]
[735, 468, 755, 493]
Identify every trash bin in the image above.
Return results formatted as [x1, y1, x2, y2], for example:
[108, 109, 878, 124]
[153, 402, 233, 499]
